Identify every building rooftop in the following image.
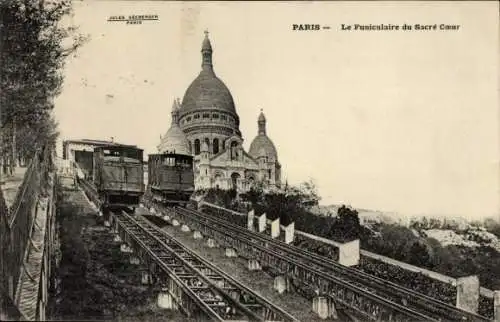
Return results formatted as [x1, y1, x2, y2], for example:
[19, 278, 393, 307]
[63, 139, 136, 148]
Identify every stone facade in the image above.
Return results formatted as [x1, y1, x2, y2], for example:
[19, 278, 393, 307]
[158, 32, 281, 193]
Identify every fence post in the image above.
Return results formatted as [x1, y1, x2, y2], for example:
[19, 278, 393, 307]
[0, 145, 50, 319]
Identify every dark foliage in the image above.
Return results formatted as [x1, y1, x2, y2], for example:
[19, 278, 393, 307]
[0, 0, 86, 170]
[361, 223, 500, 291]
[358, 256, 457, 304]
[332, 205, 360, 242]
[206, 185, 361, 242]
[201, 186, 500, 311]
[292, 234, 339, 260]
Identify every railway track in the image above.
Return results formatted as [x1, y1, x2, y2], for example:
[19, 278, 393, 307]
[151, 204, 431, 322]
[112, 210, 299, 322]
[151, 202, 490, 322]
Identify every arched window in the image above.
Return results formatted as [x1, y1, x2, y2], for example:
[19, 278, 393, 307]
[213, 138, 219, 154]
[194, 139, 200, 155]
[231, 173, 240, 190]
[204, 138, 210, 152]
[230, 141, 238, 160]
[188, 141, 192, 154]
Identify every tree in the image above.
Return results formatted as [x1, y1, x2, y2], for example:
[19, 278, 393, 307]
[245, 183, 264, 206]
[407, 241, 432, 267]
[370, 225, 419, 260]
[296, 178, 321, 206]
[332, 205, 361, 242]
[0, 0, 87, 172]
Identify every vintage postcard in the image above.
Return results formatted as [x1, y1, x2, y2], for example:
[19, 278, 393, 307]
[1, 1, 499, 321]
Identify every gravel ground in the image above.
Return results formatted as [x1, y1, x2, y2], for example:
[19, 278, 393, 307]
[138, 209, 349, 322]
[48, 189, 193, 321]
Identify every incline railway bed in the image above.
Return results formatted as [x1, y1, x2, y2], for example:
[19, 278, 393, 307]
[148, 201, 491, 322]
[142, 213, 345, 322]
[111, 210, 299, 322]
[49, 189, 191, 321]
[199, 203, 495, 320]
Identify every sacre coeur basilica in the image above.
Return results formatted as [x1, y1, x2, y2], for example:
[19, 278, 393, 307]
[158, 32, 282, 193]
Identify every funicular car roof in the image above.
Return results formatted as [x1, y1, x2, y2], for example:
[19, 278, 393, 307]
[96, 145, 144, 163]
[95, 144, 142, 152]
[148, 152, 193, 159]
[102, 156, 142, 163]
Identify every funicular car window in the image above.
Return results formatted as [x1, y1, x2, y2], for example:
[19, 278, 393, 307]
[176, 157, 193, 168]
[103, 149, 120, 157]
[101, 146, 142, 161]
[163, 157, 175, 166]
[125, 148, 142, 161]
[102, 148, 121, 157]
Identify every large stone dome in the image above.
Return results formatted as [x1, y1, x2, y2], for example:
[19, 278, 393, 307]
[180, 69, 236, 116]
[178, 31, 238, 119]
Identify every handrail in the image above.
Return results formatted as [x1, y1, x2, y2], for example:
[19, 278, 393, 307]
[8, 151, 39, 226]
[0, 145, 52, 318]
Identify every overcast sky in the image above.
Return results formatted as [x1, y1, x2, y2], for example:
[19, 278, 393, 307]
[54, 1, 499, 219]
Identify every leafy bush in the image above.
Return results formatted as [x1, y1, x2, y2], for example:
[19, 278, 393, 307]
[203, 184, 361, 242]
[200, 185, 500, 293]
[362, 223, 500, 290]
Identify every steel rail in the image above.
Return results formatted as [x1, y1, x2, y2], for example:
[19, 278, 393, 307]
[154, 204, 434, 322]
[180, 205, 491, 321]
[114, 210, 288, 322]
[176, 205, 490, 322]
[112, 210, 226, 321]
[138, 214, 300, 322]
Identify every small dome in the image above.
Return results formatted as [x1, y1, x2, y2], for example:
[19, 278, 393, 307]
[249, 135, 278, 160]
[249, 110, 278, 160]
[158, 124, 190, 155]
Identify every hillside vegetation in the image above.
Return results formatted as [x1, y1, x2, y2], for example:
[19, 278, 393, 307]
[199, 183, 500, 291]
